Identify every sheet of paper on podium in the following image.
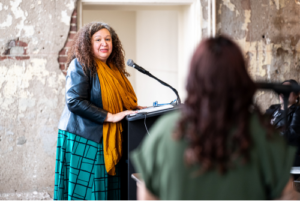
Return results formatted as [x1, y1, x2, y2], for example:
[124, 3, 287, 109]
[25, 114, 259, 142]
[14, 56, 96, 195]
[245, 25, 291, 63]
[291, 167, 300, 174]
[129, 104, 173, 116]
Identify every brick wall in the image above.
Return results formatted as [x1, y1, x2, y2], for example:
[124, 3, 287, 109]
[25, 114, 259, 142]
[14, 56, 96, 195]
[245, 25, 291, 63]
[58, 9, 77, 75]
[0, 38, 30, 60]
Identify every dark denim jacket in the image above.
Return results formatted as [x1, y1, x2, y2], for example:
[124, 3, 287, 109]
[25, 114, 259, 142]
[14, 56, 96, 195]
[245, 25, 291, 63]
[58, 58, 108, 143]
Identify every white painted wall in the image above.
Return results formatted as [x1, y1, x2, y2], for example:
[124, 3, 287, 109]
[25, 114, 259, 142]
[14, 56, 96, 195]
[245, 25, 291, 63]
[83, 6, 181, 106]
[82, 2, 202, 106]
[178, 4, 202, 101]
[135, 10, 178, 106]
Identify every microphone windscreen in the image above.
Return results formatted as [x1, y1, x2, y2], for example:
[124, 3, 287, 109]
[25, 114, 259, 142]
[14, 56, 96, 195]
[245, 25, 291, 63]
[127, 59, 134, 67]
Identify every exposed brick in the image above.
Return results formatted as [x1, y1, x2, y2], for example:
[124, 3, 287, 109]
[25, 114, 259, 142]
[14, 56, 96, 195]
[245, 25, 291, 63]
[59, 64, 66, 71]
[68, 32, 76, 39]
[0, 56, 8, 60]
[16, 56, 30, 60]
[1, 38, 30, 61]
[59, 8, 77, 76]
[59, 49, 67, 56]
[71, 17, 77, 24]
[16, 40, 28, 47]
[70, 25, 77, 32]
[65, 40, 74, 48]
[72, 10, 77, 17]
[65, 48, 69, 55]
[58, 56, 68, 63]
[0, 55, 30, 60]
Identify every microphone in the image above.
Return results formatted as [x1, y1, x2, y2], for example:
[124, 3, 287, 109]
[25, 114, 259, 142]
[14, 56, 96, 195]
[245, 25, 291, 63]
[127, 59, 149, 74]
[127, 59, 181, 105]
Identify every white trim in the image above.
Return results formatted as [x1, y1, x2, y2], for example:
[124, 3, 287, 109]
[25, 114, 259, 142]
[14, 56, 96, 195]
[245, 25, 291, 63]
[194, 0, 202, 45]
[212, 0, 216, 37]
[208, 0, 211, 37]
[191, 0, 202, 49]
[207, 0, 216, 37]
[81, 0, 195, 5]
[77, 0, 83, 28]
[77, 0, 201, 33]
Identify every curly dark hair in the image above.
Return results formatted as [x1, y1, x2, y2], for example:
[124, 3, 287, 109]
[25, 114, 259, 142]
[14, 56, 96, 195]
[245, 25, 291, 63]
[67, 22, 129, 76]
[175, 36, 261, 174]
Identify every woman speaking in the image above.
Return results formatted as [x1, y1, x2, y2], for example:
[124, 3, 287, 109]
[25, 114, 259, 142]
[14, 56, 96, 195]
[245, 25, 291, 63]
[54, 22, 143, 200]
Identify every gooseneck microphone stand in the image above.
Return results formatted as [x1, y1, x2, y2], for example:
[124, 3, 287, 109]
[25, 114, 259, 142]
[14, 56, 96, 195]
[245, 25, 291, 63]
[127, 59, 181, 105]
[145, 73, 181, 105]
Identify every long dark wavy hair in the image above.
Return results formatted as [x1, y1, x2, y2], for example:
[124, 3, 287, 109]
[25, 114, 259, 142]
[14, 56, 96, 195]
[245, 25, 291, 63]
[175, 36, 259, 174]
[67, 22, 129, 76]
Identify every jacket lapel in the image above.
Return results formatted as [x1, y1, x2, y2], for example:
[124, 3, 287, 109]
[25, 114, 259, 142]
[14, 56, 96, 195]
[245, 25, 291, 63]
[273, 110, 284, 126]
[273, 105, 296, 126]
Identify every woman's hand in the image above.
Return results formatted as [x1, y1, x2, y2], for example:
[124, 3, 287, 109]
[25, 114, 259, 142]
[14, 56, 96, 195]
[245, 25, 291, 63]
[137, 181, 158, 200]
[136, 106, 148, 110]
[105, 110, 137, 123]
[276, 176, 299, 200]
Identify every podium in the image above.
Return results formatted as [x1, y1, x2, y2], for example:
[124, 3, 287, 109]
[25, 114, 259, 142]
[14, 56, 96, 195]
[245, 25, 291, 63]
[120, 106, 180, 200]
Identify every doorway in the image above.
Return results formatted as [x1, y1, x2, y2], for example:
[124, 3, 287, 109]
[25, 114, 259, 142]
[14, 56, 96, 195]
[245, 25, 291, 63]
[78, 0, 202, 106]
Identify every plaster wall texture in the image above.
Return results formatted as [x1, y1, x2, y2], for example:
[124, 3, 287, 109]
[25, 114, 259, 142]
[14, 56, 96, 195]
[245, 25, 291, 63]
[217, 0, 300, 110]
[0, 0, 76, 199]
[0, 0, 300, 199]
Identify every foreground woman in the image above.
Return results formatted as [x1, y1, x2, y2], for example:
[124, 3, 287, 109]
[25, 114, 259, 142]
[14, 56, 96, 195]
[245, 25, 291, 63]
[131, 36, 297, 200]
[54, 22, 143, 200]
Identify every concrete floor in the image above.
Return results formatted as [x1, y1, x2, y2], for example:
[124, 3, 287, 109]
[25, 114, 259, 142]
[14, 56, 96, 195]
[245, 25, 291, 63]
[0, 191, 52, 200]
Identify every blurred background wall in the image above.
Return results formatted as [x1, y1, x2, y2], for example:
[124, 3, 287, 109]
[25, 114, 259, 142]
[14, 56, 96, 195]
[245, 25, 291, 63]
[1, 0, 300, 199]
[0, 0, 76, 199]
[216, 0, 300, 110]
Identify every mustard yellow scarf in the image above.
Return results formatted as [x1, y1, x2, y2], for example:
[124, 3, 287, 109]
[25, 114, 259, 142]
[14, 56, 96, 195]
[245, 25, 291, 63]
[96, 59, 137, 175]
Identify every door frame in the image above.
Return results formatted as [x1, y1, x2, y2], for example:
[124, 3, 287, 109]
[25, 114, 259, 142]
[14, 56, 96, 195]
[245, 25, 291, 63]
[77, 0, 203, 102]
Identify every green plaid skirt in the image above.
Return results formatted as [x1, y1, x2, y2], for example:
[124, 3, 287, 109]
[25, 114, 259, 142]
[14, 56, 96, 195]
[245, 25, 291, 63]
[54, 130, 120, 200]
